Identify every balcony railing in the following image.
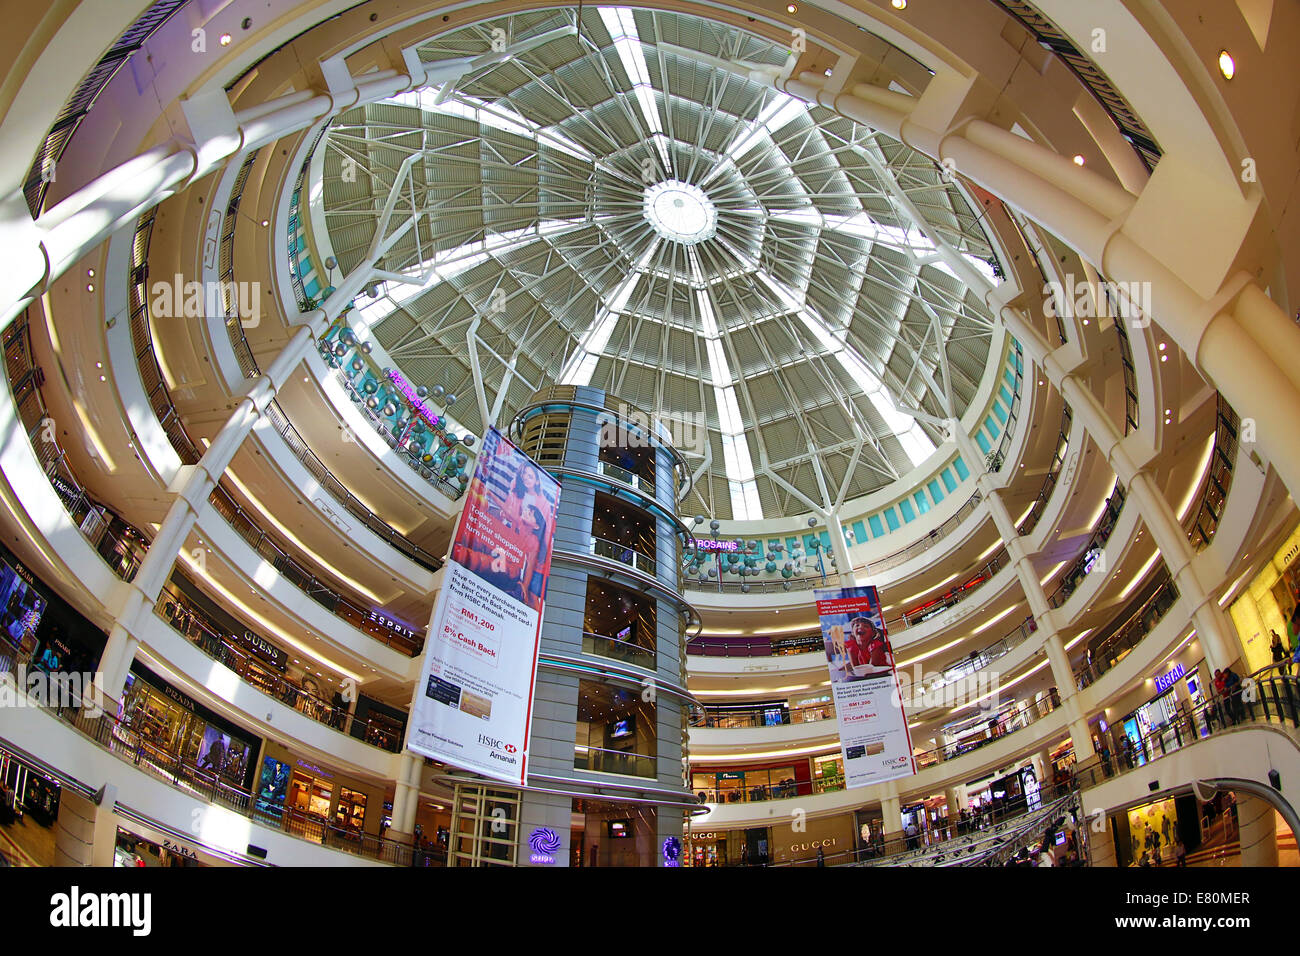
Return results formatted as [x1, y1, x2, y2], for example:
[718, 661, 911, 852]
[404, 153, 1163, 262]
[1073, 570, 1178, 690]
[156, 581, 404, 753]
[582, 631, 656, 670]
[0, 647, 417, 866]
[1188, 394, 1239, 552]
[1045, 481, 1126, 609]
[207, 483, 424, 656]
[591, 536, 658, 577]
[574, 744, 657, 779]
[598, 459, 655, 495]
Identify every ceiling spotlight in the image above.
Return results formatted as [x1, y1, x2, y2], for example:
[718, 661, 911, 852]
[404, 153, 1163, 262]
[1160, 354, 1168, 362]
[87, 269, 95, 278]
[892, 0, 907, 8]
[1072, 155, 1086, 166]
[219, 33, 233, 46]
[1158, 342, 1167, 351]
[1218, 51, 1235, 80]
[87, 284, 94, 292]
[261, 219, 269, 227]
[786, 3, 798, 12]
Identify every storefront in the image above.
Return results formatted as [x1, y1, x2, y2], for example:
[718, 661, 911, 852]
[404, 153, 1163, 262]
[811, 754, 843, 794]
[117, 662, 261, 791]
[770, 813, 854, 865]
[1229, 522, 1300, 672]
[0, 746, 60, 829]
[691, 761, 807, 803]
[257, 741, 385, 840]
[1110, 656, 1211, 765]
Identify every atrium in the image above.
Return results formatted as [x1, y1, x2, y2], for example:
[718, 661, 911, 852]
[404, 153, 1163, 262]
[0, 0, 1298, 891]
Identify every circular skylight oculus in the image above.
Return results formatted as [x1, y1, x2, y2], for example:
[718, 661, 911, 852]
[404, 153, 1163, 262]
[643, 180, 717, 245]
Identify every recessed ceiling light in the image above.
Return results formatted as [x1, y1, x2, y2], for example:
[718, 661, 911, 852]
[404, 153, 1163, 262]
[219, 33, 232, 46]
[1218, 51, 1235, 80]
[1072, 155, 1086, 166]
[891, 0, 907, 8]
[786, 3, 798, 12]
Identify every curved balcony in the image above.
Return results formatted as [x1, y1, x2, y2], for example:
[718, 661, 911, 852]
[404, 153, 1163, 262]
[129, 207, 445, 574]
[590, 536, 658, 578]
[155, 579, 404, 753]
[0, 647, 408, 866]
[581, 631, 656, 671]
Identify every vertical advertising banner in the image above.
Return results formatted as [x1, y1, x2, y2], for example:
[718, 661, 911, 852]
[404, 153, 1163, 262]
[407, 428, 560, 786]
[814, 585, 916, 788]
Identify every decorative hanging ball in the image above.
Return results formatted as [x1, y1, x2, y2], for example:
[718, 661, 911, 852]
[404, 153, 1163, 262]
[766, 561, 777, 573]
[422, 454, 434, 463]
[707, 568, 717, 578]
[463, 435, 475, 447]
[741, 584, 750, 593]
[351, 359, 363, 372]
[808, 517, 817, 527]
[334, 345, 347, 357]
[445, 393, 457, 405]
[383, 403, 397, 417]
[456, 453, 467, 466]
[361, 342, 373, 354]
[781, 567, 792, 579]
[694, 515, 704, 525]
[416, 385, 429, 399]
[709, 519, 720, 532]
[782, 581, 791, 591]
[366, 397, 378, 409]
[432, 385, 445, 399]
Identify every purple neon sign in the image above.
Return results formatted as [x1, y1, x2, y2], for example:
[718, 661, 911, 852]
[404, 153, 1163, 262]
[694, 539, 739, 552]
[385, 369, 444, 430]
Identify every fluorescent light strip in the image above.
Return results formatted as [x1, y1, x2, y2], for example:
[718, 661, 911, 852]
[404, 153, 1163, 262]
[896, 637, 965, 669]
[178, 552, 364, 682]
[971, 603, 1018, 634]
[224, 472, 385, 604]
[1176, 433, 1217, 522]
[947, 659, 1049, 714]
[1038, 562, 1065, 587]
[694, 682, 830, 698]
[1118, 550, 1160, 601]
[1063, 628, 1093, 651]
[689, 742, 840, 763]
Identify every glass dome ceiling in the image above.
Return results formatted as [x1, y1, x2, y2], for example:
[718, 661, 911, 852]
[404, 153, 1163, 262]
[310, 6, 1001, 521]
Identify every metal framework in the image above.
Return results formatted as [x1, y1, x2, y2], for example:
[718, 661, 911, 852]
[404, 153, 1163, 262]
[307, 6, 1000, 519]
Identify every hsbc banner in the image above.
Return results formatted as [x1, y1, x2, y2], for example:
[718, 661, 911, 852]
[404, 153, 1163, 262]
[814, 585, 916, 788]
[407, 427, 560, 786]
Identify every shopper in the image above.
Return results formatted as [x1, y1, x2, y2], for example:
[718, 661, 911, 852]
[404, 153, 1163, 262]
[1212, 669, 1233, 726]
[816, 847, 825, 867]
[904, 820, 919, 851]
[1099, 741, 1112, 777]
[1272, 630, 1289, 675]
[1223, 666, 1246, 723]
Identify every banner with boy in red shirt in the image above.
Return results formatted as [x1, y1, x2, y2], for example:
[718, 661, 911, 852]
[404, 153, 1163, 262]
[815, 585, 916, 788]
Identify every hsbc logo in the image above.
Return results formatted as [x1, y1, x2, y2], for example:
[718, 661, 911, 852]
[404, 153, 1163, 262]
[504, 744, 517, 753]
[478, 734, 504, 748]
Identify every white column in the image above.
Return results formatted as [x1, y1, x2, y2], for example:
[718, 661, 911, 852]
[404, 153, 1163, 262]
[94, 266, 368, 702]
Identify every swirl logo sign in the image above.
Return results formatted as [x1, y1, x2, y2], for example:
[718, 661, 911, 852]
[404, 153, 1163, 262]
[528, 827, 561, 865]
[662, 836, 682, 867]
[504, 744, 517, 753]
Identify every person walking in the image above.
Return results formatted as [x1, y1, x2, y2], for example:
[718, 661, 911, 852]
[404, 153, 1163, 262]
[1273, 630, 1290, 676]
[816, 846, 826, 867]
[1223, 666, 1246, 723]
